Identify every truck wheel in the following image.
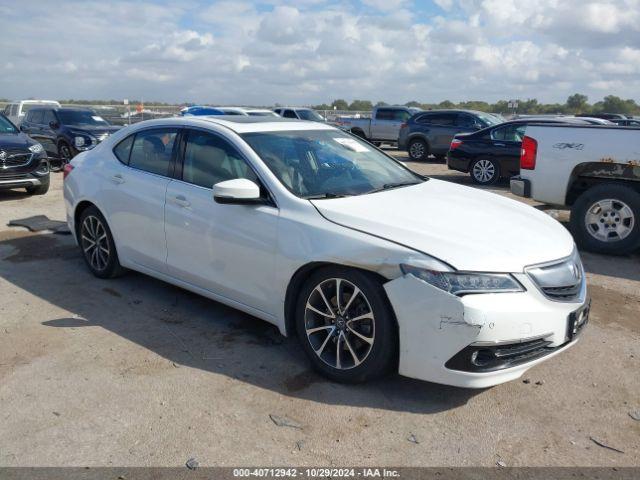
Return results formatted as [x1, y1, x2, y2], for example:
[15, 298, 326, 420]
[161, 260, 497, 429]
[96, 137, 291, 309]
[408, 139, 428, 161]
[470, 159, 500, 185]
[570, 183, 640, 255]
[295, 266, 398, 383]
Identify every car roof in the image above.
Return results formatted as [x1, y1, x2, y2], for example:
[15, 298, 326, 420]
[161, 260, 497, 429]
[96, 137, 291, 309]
[28, 106, 92, 112]
[130, 115, 336, 134]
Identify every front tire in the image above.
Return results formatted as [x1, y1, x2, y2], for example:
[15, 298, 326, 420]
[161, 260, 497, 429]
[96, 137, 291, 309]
[470, 158, 500, 185]
[570, 184, 640, 255]
[78, 206, 126, 278]
[408, 138, 428, 161]
[295, 266, 398, 383]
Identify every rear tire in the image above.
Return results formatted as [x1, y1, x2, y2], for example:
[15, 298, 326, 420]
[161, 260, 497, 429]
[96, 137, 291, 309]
[408, 138, 428, 161]
[295, 266, 398, 383]
[78, 206, 126, 279]
[470, 159, 500, 185]
[570, 184, 640, 255]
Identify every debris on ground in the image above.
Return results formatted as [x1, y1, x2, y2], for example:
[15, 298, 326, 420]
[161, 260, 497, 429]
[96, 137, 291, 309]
[269, 414, 302, 429]
[496, 459, 506, 467]
[589, 437, 625, 454]
[295, 440, 305, 451]
[629, 410, 640, 421]
[522, 378, 530, 384]
[535, 380, 544, 386]
[407, 433, 419, 444]
[8, 215, 70, 234]
[52, 411, 60, 417]
[185, 457, 199, 470]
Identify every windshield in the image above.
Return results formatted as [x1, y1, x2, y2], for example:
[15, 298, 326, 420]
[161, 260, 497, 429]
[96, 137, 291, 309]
[57, 110, 110, 127]
[0, 115, 18, 133]
[297, 109, 325, 122]
[242, 130, 423, 198]
[481, 113, 504, 126]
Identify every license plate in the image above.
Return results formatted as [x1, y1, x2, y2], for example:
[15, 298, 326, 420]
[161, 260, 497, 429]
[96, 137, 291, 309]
[567, 300, 590, 340]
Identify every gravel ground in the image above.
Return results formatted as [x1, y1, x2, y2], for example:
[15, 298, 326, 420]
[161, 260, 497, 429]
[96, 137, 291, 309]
[0, 155, 638, 467]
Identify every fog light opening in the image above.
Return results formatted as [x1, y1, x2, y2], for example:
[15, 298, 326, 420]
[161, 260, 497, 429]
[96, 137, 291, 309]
[471, 349, 495, 367]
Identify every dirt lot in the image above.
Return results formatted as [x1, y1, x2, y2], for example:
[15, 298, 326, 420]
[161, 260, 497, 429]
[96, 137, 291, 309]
[0, 156, 639, 467]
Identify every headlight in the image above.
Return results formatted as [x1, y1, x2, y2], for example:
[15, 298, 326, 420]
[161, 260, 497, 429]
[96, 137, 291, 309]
[28, 143, 44, 154]
[400, 264, 524, 295]
[74, 136, 87, 147]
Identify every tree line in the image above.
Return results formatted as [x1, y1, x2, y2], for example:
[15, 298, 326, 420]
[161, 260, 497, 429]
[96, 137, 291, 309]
[312, 94, 640, 115]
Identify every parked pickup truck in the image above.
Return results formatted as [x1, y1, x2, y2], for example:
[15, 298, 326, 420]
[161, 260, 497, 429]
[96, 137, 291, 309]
[334, 106, 422, 145]
[511, 124, 640, 254]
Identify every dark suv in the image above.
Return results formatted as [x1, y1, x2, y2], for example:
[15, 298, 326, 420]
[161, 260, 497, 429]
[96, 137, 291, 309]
[0, 114, 50, 195]
[20, 107, 120, 166]
[398, 110, 503, 161]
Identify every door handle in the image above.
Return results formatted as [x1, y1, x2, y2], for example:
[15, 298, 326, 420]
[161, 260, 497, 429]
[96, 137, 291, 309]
[494, 143, 506, 147]
[171, 195, 191, 208]
[111, 174, 125, 184]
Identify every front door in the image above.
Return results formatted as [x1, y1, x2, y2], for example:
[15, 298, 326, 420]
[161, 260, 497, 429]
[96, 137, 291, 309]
[164, 129, 279, 315]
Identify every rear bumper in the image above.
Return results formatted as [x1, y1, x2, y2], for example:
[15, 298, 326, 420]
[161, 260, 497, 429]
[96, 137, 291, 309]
[510, 176, 531, 197]
[446, 154, 470, 173]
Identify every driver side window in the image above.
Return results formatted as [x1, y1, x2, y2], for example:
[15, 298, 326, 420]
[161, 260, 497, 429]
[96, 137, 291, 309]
[182, 130, 257, 189]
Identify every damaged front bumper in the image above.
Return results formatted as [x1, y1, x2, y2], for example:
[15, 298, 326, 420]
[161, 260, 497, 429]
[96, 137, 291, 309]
[384, 273, 588, 388]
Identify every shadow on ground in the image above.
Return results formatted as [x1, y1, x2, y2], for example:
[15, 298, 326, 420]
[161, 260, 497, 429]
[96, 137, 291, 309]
[0, 231, 480, 414]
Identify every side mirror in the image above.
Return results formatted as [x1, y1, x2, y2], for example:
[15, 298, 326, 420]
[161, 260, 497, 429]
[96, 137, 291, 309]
[213, 178, 264, 205]
[49, 121, 59, 129]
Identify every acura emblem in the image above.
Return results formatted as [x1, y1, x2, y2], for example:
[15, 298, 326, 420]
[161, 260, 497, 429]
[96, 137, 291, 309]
[0, 150, 6, 161]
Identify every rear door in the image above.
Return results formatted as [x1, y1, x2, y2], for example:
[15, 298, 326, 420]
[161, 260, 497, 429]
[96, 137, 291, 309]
[100, 127, 181, 273]
[164, 128, 279, 314]
[428, 113, 458, 153]
[489, 123, 524, 175]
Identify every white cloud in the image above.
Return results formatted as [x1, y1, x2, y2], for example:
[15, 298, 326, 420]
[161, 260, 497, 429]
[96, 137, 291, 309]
[0, 0, 639, 105]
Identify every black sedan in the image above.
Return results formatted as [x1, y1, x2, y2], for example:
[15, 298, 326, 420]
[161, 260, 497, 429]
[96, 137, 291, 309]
[446, 117, 591, 185]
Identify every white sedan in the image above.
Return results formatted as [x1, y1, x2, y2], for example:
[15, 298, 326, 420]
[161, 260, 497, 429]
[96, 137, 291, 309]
[63, 116, 589, 388]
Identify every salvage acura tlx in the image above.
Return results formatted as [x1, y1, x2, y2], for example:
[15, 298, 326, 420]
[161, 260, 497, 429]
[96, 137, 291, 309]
[63, 116, 589, 388]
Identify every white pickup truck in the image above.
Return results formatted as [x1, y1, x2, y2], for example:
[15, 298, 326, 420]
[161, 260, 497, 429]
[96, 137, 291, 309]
[511, 124, 640, 254]
[334, 106, 422, 145]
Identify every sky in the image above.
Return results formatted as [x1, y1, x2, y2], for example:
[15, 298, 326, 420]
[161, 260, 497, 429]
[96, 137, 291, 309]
[1, 0, 640, 106]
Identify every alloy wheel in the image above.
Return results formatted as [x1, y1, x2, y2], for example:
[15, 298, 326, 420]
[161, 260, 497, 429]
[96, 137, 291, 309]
[584, 198, 635, 242]
[304, 278, 375, 370]
[81, 215, 110, 271]
[472, 159, 496, 183]
[409, 141, 425, 159]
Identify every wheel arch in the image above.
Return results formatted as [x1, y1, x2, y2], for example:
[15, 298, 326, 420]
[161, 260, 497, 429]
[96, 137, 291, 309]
[566, 161, 640, 206]
[73, 200, 104, 242]
[283, 261, 391, 337]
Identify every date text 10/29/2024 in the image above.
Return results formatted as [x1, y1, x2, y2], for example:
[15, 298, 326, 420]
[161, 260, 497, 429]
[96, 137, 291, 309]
[233, 468, 400, 478]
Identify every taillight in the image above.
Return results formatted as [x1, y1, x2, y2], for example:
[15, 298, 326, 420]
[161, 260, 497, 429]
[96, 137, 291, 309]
[400, 122, 407, 129]
[450, 139, 463, 150]
[63, 163, 74, 179]
[520, 136, 537, 170]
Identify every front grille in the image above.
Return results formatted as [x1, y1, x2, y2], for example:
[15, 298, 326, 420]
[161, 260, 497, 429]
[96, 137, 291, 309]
[0, 150, 33, 168]
[0, 173, 29, 180]
[542, 284, 582, 300]
[445, 337, 556, 372]
[526, 250, 585, 302]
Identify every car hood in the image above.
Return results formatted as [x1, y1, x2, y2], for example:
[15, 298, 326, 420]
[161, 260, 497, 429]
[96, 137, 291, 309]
[0, 132, 37, 150]
[311, 179, 575, 272]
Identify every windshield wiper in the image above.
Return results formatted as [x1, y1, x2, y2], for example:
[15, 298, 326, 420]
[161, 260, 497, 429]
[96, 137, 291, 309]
[304, 192, 350, 200]
[366, 181, 422, 194]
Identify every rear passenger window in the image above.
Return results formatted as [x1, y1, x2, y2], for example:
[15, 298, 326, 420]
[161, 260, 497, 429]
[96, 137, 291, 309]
[182, 130, 257, 189]
[375, 109, 394, 120]
[128, 129, 178, 176]
[113, 135, 135, 164]
[283, 110, 297, 118]
[427, 114, 455, 126]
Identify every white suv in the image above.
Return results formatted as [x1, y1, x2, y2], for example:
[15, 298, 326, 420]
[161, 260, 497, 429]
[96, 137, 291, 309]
[3, 100, 61, 126]
[63, 116, 589, 388]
